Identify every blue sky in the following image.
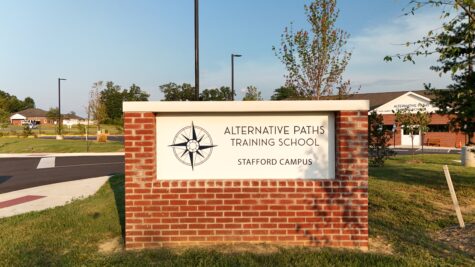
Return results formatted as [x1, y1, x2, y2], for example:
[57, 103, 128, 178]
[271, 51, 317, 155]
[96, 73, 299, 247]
[0, 0, 450, 116]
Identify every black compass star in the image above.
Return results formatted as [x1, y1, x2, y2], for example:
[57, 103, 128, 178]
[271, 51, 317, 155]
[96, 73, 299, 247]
[169, 122, 216, 170]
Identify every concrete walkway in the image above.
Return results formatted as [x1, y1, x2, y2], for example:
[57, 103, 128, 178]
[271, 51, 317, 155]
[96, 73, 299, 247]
[393, 145, 461, 150]
[0, 176, 110, 218]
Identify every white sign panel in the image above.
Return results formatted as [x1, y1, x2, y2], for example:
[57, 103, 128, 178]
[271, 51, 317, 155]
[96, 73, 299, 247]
[156, 113, 335, 180]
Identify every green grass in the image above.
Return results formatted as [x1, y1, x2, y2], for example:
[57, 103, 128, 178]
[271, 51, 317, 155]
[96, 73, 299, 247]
[0, 155, 473, 266]
[0, 124, 123, 136]
[0, 137, 123, 153]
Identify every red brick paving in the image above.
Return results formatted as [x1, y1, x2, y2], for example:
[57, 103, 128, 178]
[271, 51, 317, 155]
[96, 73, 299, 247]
[0, 195, 45, 209]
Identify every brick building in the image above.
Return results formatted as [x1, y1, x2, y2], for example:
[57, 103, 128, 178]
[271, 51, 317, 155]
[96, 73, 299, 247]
[9, 108, 52, 126]
[347, 90, 466, 148]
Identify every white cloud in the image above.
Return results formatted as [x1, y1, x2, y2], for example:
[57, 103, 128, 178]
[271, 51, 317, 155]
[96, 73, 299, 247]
[346, 11, 452, 92]
[158, 10, 454, 102]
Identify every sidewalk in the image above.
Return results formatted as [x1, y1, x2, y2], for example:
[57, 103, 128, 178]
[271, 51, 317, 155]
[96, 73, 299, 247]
[392, 145, 461, 150]
[0, 152, 124, 158]
[0, 176, 110, 218]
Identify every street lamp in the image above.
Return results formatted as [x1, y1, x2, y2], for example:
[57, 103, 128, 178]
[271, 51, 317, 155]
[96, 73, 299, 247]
[231, 54, 242, 101]
[57, 78, 66, 140]
[194, 0, 199, 100]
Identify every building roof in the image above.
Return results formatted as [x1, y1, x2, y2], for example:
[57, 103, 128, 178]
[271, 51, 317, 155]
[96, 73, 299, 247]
[344, 90, 434, 110]
[63, 113, 84, 120]
[10, 113, 26, 120]
[15, 108, 48, 118]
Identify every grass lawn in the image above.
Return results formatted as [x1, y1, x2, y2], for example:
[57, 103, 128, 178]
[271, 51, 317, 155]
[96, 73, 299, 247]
[0, 154, 474, 266]
[0, 137, 123, 153]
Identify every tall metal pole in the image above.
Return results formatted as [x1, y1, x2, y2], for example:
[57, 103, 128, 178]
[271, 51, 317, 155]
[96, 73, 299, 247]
[58, 78, 61, 137]
[231, 54, 242, 101]
[57, 78, 66, 139]
[194, 0, 199, 100]
[231, 54, 234, 101]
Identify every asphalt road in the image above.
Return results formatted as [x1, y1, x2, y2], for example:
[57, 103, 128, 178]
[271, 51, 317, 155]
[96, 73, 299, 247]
[0, 156, 124, 194]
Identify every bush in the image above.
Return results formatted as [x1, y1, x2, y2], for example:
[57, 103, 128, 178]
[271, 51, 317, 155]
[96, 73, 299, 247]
[22, 125, 32, 138]
[77, 124, 86, 135]
[369, 111, 395, 166]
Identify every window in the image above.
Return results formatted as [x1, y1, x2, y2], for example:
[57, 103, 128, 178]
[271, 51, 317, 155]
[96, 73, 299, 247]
[382, 125, 394, 132]
[428, 124, 449, 132]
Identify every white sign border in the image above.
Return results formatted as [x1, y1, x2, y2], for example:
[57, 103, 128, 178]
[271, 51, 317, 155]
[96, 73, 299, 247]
[155, 112, 336, 181]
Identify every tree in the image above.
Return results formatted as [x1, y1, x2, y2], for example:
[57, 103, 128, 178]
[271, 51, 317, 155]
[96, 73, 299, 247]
[414, 106, 432, 154]
[270, 86, 300, 100]
[160, 83, 195, 101]
[395, 107, 417, 160]
[368, 111, 395, 166]
[0, 108, 9, 129]
[46, 107, 59, 123]
[0, 90, 33, 113]
[394, 105, 431, 160]
[273, 0, 354, 99]
[100, 82, 125, 124]
[89, 81, 108, 129]
[123, 84, 150, 101]
[22, 97, 35, 109]
[242, 86, 263, 101]
[200, 87, 233, 101]
[385, 0, 474, 144]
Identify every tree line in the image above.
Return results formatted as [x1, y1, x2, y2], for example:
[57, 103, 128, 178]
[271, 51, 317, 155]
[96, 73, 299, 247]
[0, 90, 35, 127]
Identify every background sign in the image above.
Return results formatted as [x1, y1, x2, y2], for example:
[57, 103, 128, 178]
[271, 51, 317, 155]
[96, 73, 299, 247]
[156, 113, 335, 180]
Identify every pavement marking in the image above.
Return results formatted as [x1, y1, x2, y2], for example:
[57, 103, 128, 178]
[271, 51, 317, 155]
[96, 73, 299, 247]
[36, 157, 56, 169]
[55, 162, 124, 169]
[0, 195, 46, 209]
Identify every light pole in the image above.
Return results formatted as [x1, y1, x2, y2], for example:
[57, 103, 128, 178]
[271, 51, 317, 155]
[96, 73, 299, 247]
[194, 0, 199, 100]
[57, 78, 66, 140]
[231, 54, 242, 101]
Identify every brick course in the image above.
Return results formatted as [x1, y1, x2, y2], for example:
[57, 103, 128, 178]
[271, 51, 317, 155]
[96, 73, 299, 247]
[124, 111, 368, 250]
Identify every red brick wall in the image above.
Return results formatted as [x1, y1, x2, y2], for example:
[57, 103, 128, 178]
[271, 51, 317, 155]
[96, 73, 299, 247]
[382, 114, 466, 147]
[124, 111, 368, 250]
[425, 132, 465, 148]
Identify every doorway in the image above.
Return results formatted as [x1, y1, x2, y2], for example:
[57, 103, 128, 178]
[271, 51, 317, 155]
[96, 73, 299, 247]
[401, 126, 421, 146]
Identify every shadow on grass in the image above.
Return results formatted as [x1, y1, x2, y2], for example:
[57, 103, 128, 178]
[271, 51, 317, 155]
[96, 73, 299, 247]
[369, 156, 475, 265]
[108, 174, 125, 239]
[370, 165, 474, 190]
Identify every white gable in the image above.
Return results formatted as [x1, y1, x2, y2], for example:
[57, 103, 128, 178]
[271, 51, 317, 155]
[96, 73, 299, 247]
[373, 92, 438, 114]
[10, 113, 26, 120]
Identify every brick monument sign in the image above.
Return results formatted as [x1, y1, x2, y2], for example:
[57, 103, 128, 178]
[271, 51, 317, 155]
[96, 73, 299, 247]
[123, 101, 369, 250]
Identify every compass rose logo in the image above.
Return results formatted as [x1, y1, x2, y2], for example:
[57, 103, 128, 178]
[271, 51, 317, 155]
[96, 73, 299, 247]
[169, 122, 217, 170]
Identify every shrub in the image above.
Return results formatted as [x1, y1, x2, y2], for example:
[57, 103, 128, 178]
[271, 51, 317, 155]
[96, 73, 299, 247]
[77, 124, 86, 135]
[369, 111, 395, 166]
[22, 125, 32, 138]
